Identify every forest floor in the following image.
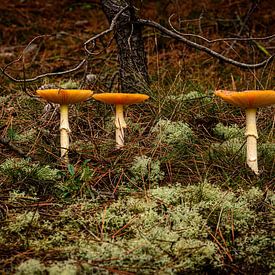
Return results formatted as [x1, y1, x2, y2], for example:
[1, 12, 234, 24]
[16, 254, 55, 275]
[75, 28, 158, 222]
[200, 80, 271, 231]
[0, 0, 274, 274]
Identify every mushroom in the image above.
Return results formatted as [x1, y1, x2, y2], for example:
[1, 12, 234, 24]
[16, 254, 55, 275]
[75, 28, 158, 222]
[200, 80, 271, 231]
[36, 88, 93, 163]
[215, 89, 275, 175]
[92, 93, 149, 149]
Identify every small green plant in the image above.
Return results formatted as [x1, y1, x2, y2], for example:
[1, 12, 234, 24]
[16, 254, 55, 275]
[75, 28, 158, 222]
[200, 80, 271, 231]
[16, 258, 78, 275]
[183, 91, 212, 107]
[7, 127, 17, 140]
[173, 239, 220, 271]
[183, 182, 258, 234]
[46, 261, 78, 275]
[57, 160, 95, 198]
[152, 119, 193, 145]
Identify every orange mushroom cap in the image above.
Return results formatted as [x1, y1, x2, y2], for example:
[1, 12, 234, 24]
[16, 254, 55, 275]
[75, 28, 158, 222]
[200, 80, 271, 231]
[36, 89, 93, 104]
[93, 93, 149, 105]
[215, 90, 275, 108]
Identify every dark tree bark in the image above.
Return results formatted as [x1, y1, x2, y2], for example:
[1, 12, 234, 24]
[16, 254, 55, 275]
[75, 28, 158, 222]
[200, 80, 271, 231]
[101, 0, 149, 93]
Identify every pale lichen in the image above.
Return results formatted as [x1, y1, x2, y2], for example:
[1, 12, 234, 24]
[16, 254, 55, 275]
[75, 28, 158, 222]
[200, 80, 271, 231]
[214, 123, 244, 140]
[47, 261, 78, 275]
[151, 119, 193, 147]
[16, 259, 45, 275]
[59, 79, 80, 89]
[130, 155, 164, 186]
[259, 142, 275, 161]
[209, 137, 245, 159]
[2, 182, 273, 274]
[8, 211, 40, 233]
[12, 128, 37, 143]
[173, 239, 220, 271]
[0, 158, 61, 182]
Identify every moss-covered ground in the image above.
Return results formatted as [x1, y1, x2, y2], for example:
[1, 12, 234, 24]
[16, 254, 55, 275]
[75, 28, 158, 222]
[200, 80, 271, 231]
[0, 0, 274, 274]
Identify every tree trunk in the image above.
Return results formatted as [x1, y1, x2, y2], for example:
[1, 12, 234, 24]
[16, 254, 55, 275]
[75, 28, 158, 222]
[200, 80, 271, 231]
[101, 0, 149, 93]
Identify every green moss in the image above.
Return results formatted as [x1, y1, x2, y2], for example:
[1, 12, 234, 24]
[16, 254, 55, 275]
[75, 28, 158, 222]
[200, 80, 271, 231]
[16, 259, 45, 275]
[47, 261, 78, 275]
[15, 259, 78, 275]
[8, 211, 40, 233]
[2, 183, 273, 273]
[184, 183, 257, 234]
[259, 142, 275, 161]
[173, 239, 220, 271]
[59, 79, 80, 89]
[167, 91, 211, 105]
[213, 123, 244, 140]
[150, 184, 182, 205]
[151, 119, 193, 147]
[15, 94, 44, 120]
[240, 187, 264, 205]
[169, 206, 207, 238]
[8, 190, 38, 202]
[0, 158, 61, 182]
[125, 196, 156, 214]
[236, 233, 274, 272]
[209, 137, 245, 160]
[130, 155, 164, 186]
[12, 128, 38, 143]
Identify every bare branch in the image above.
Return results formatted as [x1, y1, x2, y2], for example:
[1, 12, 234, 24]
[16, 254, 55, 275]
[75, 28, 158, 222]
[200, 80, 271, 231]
[1, 59, 87, 83]
[168, 14, 275, 44]
[2, 35, 51, 74]
[0, 34, 87, 83]
[84, 5, 129, 55]
[138, 18, 274, 69]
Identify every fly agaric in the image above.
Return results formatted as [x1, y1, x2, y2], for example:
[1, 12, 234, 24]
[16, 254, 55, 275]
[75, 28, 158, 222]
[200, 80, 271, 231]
[37, 88, 93, 163]
[92, 93, 149, 149]
[215, 89, 275, 175]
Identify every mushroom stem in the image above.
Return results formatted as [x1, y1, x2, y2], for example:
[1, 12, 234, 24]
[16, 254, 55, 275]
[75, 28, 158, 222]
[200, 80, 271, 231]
[116, 126, 125, 149]
[115, 104, 127, 149]
[245, 108, 258, 175]
[59, 104, 71, 163]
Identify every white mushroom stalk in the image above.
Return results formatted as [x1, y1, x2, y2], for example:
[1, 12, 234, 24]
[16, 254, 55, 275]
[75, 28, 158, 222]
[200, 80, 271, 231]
[115, 104, 127, 149]
[92, 93, 149, 150]
[245, 108, 258, 175]
[59, 104, 71, 163]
